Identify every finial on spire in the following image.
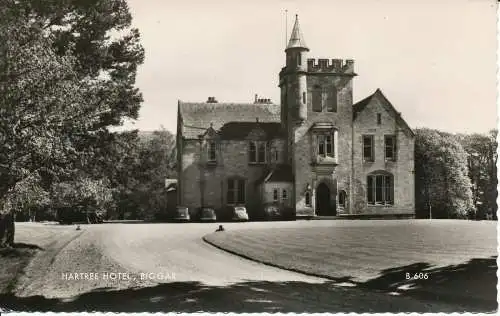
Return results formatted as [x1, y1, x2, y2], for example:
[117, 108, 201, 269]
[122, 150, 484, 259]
[286, 14, 309, 51]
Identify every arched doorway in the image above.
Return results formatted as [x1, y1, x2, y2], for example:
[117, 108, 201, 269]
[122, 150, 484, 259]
[316, 182, 332, 216]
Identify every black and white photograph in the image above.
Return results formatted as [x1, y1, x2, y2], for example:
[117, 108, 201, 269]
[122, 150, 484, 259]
[0, 0, 498, 313]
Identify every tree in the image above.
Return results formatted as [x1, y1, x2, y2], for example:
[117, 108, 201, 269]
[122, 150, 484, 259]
[457, 130, 498, 219]
[0, 0, 144, 246]
[415, 129, 474, 219]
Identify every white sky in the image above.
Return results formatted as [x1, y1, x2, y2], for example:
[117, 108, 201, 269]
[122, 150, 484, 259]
[121, 0, 498, 134]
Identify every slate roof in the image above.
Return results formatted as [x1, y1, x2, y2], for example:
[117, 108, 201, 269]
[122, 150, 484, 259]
[256, 164, 293, 185]
[218, 122, 285, 140]
[352, 89, 415, 137]
[179, 101, 280, 139]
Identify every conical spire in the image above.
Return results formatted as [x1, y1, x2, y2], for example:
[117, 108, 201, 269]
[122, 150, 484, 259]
[286, 15, 308, 51]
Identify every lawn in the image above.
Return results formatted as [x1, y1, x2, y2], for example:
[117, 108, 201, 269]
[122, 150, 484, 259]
[204, 219, 497, 309]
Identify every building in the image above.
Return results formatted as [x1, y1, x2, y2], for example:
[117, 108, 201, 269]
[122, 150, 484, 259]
[176, 16, 415, 218]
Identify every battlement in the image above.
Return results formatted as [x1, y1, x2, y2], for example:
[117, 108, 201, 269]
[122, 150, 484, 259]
[307, 58, 355, 74]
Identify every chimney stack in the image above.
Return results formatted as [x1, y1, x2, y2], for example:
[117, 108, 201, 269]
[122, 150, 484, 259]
[207, 96, 218, 103]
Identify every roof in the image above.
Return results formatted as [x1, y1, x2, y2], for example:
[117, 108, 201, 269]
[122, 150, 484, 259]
[218, 122, 285, 140]
[286, 15, 309, 51]
[352, 89, 415, 137]
[179, 101, 280, 139]
[256, 164, 293, 185]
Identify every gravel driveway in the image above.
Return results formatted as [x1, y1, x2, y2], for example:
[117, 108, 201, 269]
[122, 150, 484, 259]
[3, 221, 479, 313]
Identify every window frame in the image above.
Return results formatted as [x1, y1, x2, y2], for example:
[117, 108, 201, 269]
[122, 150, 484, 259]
[273, 188, 279, 202]
[366, 174, 394, 206]
[312, 86, 322, 112]
[227, 178, 246, 205]
[305, 191, 312, 207]
[282, 189, 287, 201]
[249, 140, 267, 164]
[317, 133, 335, 158]
[326, 88, 337, 112]
[362, 135, 375, 162]
[377, 113, 382, 125]
[207, 140, 217, 163]
[338, 190, 346, 208]
[384, 135, 396, 161]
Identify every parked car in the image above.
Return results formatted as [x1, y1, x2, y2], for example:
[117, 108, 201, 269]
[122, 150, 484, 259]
[169, 206, 190, 222]
[263, 203, 296, 221]
[194, 207, 217, 222]
[218, 205, 249, 222]
[232, 206, 249, 221]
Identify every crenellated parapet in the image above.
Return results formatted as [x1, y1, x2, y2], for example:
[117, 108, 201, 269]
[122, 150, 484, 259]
[307, 58, 355, 74]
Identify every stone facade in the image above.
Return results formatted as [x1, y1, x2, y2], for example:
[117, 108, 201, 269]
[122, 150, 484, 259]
[176, 16, 415, 218]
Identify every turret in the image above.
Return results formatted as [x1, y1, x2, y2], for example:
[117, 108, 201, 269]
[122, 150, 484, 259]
[283, 15, 309, 122]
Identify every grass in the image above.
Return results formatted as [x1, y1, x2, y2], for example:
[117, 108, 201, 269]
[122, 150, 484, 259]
[204, 219, 497, 308]
[0, 244, 41, 294]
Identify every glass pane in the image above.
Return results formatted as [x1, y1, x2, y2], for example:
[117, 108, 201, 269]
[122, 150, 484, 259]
[375, 176, 383, 202]
[249, 142, 256, 162]
[385, 176, 393, 203]
[327, 90, 337, 112]
[363, 136, 373, 160]
[367, 177, 374, 204]
[282, 189, 287, 200]
[237, 180, 245, 204]
[258, 142, 266, 162]
[385, 136, 394, 159]
[326, 135, 332, 156]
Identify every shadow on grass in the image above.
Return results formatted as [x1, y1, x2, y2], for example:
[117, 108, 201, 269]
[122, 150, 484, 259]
[0, 257, 497, 313]
[358, 256, 497, 307]
[0, 243, 43, 258]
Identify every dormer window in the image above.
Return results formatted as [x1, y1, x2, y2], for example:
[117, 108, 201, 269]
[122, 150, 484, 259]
[249, 140, 267, 164]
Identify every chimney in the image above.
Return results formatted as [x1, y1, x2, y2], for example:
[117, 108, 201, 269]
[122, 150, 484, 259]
[207, 96, 218, 103]
[254, 94, 258, 103]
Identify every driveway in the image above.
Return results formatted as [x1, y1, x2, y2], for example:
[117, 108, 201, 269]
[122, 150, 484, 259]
[4, 221, 478, 313]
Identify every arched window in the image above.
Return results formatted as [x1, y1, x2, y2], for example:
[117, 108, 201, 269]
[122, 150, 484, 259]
[338, 190, 347, 208]
[367, 172, 394, 205]
[305, 191, 311, 206]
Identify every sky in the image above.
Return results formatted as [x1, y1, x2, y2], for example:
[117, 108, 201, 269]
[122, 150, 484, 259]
[120, 0, 498, 135]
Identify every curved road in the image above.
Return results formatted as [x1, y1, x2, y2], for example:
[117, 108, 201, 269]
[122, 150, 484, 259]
[9, 221, 464, 313]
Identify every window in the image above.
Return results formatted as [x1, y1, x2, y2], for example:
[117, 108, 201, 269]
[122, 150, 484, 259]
[326, 89, 337, 112]
[305, 191, 311, 206]
[363, 135, 374, 162]
[273, 188, 279, 202]
[312, 86, 322, 112]
[282, 189, 287, 201]
[318, 134, 334, 157]
[297, 53, 301, 66]
[227, 179, 245, 205]
[338, 190, 346, 208]
[208, 141, 216, 162]
[384, 135, 396, 161]
[377, 113, 382, 125]
[249, 141, 266, 163]
[302, 92, 306, 104]
[367, 174, 394, 205]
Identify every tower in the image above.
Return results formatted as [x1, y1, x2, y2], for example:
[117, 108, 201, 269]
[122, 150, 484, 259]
[279, 15, 309, 163]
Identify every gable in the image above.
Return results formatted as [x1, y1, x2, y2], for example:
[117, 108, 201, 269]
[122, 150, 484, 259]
[353, 89, 414, 137]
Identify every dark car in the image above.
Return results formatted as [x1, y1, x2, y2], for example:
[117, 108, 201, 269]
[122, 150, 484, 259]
[194, 207, 217, 222]
[263, 203, 296, 221]
[169, 206, 190, 222]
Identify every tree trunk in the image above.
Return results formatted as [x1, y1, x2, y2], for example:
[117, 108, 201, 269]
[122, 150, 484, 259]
[0, 211, 15, 248]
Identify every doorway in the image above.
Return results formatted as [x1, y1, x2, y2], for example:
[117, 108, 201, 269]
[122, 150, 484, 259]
[316, 182, 333, 216]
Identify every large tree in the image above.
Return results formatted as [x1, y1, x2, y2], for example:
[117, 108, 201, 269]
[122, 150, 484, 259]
[414, 128, 474, 219]
[0, 0, 144, 246]
[457, 130, 498, 219]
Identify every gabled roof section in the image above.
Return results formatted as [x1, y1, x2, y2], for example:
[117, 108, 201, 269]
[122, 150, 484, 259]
[179, 101, 280, 139]
[256, 164, 293, 185]
[286, 15, 309, 51]
[218, 122, 285, 140]
[353, 89, 415, 137]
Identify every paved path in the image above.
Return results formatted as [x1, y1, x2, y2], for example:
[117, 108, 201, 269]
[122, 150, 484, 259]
[5, 221, 482, 313]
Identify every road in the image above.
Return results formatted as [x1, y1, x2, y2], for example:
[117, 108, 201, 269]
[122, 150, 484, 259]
[6, 221, 477, 313]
